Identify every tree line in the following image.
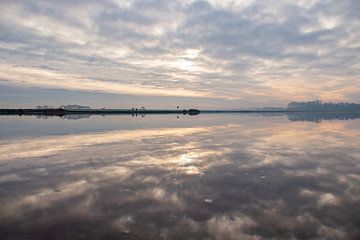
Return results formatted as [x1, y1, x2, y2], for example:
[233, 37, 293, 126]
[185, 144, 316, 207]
[287, 100, 360, 111]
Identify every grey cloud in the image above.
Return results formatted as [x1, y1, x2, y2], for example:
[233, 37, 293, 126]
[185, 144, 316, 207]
[0, 0, 359, 107]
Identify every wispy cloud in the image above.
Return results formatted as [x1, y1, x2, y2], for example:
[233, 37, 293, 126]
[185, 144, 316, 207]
[0, 62, 205, 97]
[0, 0, 359, 106]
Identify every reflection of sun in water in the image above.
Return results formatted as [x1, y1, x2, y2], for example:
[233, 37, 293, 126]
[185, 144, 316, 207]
[180, 154, 193, 165]
[178, 153, 200, 175]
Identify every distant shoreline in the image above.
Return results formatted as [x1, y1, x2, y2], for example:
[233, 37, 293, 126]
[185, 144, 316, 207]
[1, 108, 360, 117]
[0, 108, 201, 116]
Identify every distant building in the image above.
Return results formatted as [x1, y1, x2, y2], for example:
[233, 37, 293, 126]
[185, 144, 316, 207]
[36, 105, 56, 109]
[60, 105, 91, 110]
[36, 105, 49, 109]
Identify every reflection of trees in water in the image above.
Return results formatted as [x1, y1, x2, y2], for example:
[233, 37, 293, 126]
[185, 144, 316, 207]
[62, 114, 91, 120]
[286, 112, 360, 122]
[254, 112, 360, 122]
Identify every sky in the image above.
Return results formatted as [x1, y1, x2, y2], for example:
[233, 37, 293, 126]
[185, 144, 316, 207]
[0, 0, 359, 109]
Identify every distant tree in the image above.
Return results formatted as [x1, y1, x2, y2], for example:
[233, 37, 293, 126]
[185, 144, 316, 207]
[287, 100, 360, 112]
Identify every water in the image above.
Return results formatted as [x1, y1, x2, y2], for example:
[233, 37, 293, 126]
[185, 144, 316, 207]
[0, 114, 359, 239]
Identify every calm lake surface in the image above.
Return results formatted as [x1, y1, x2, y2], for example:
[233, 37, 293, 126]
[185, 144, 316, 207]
[0, 114, 359, 240]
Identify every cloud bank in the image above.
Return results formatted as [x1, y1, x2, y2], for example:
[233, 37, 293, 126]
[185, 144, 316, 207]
[0, 0, 359, 107]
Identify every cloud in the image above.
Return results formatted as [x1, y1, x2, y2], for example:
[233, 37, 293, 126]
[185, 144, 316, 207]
[0, 62, 205, 97]
[0, 0, 359, 107]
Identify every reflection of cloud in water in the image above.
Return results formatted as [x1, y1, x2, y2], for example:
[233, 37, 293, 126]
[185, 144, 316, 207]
[1, 180, 90, 219]
[0, 119, 359, 239]
[300, 189, 341, 208]
[207, 214, 259, 240]
[0, 127, 206, 161]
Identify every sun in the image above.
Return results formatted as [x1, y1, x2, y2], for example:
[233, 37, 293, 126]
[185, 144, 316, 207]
[176, 59, 196, 71]
[174, 49, 201, 72]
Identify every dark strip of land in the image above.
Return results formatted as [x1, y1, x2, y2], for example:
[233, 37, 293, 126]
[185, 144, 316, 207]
[0, 108, 201, 116]
[1, 108, 359, 117]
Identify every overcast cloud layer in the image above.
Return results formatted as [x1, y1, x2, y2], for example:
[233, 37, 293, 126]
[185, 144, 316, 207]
[0, 0, 359, 108]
